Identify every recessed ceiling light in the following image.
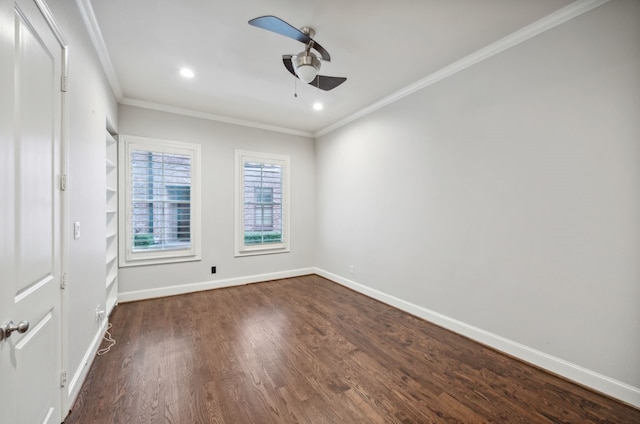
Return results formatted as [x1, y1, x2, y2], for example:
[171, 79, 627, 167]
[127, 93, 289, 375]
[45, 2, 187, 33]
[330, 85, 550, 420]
[313, 102, 324, 111]
[179, 68, 194, 78]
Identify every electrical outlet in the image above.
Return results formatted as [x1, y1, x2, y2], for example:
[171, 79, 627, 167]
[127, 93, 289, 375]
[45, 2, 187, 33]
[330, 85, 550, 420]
[211, 266, 217, 274]
[95, 306, 105, 322]
[73, 222, 81, 239]
[349, 265, 355, 274]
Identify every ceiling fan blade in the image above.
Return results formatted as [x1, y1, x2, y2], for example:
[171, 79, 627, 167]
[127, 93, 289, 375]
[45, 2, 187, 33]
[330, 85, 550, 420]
[310, 75, 347, 91]
[282, 56, 346, 91]
[249, 15, 331, 62]
[282, 55, 296, 77]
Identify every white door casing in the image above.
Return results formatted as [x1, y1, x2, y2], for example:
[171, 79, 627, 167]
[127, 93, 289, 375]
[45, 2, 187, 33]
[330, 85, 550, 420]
[0, 0, 66, 422]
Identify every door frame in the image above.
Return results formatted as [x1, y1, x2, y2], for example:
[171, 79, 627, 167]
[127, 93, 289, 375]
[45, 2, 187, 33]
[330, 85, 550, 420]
[31, 0, 70, 416]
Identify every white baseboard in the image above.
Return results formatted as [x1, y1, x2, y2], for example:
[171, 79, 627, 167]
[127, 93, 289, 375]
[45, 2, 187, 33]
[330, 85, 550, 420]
[65, 319, 109, 411]
[314, 268, 640, 409]
[118, 268, 316, 303]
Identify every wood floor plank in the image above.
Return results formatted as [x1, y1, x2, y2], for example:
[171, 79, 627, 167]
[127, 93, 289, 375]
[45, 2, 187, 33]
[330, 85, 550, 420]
[64, 275, 640, 423]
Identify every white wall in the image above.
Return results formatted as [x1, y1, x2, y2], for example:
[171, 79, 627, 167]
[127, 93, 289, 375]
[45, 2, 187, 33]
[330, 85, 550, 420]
[47, 0, 119, 411]
[44, 0, 638, 411]
[315, 0, 640, 403]
[117, 105, 316, 299]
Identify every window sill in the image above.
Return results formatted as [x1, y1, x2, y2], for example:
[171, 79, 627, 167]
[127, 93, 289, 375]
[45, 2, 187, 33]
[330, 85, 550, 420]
[235, 247, 290, 258]
[119, 254, 201, 268]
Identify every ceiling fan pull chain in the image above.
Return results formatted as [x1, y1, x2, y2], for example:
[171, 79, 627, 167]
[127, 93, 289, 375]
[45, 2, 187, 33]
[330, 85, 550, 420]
[294, 77, 298, 98]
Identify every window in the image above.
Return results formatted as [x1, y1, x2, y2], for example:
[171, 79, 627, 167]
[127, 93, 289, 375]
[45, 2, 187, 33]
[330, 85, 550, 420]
[165, 185, 191, 240]
[253, 187, 274, 228]
[119, 135, 201, 266]
[235, 150, 289, 256]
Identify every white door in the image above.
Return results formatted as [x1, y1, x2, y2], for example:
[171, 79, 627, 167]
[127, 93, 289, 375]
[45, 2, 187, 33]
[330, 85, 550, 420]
[0, 0, 64, 422]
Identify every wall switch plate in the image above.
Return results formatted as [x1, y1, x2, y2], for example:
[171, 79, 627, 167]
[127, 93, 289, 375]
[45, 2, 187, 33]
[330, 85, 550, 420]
[73, 222, 81, 239]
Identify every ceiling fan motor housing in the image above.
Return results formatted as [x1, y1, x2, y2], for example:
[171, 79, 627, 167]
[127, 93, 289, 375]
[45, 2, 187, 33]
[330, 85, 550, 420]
[293, 51, 321, 83]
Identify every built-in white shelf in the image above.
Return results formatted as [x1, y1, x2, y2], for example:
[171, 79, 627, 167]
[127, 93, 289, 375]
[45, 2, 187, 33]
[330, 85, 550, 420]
[106, 253, 117, 266]
[106, 270, 117, 289]
[106, 130, 118, 317]
[106, 133, 116, 145]
[106, 292, 117, 318]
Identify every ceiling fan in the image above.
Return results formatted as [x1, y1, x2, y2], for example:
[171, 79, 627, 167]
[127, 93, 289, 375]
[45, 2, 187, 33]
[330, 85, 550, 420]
[248, 15, 347, 91]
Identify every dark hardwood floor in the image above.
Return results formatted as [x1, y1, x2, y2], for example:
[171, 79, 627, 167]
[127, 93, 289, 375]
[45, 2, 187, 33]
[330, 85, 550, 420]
[64, 275, 639, 423]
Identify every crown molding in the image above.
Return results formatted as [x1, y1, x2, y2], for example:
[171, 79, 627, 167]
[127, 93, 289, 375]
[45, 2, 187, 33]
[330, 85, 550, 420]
[72, 0, 310, 137]
[75, 0, 123, 100]
[120, 98, 314, 138]
[314, 0, 610, 138]
[75, 0, 609, 140]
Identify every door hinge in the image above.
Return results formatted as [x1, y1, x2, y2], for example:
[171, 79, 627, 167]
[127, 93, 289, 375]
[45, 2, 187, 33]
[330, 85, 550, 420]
[60, 174, 67, 191]
[61, 75, 68, 92]
[61, 273, 67, 289]
[60, 370, 67, 387]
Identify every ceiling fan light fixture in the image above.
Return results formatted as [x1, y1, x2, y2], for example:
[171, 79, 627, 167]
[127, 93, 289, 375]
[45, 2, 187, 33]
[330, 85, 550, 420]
[293, 51, 320, 83]
[295, 64, 318, 83]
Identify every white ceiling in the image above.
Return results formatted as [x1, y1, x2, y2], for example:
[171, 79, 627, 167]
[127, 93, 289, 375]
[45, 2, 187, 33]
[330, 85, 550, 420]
[87, 0, 575, 135]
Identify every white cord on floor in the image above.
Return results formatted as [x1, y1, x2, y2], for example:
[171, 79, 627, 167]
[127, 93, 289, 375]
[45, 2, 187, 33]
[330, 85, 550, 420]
[97, 322, 116, 356]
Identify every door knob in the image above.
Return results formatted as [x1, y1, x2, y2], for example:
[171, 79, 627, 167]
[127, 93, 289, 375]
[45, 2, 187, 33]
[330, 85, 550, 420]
[0, 320, 30, 341]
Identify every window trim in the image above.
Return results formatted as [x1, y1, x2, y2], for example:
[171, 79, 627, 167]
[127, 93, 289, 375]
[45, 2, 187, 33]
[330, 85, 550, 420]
[235, 150, 290, 257]
[119, 135, 201, 267]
